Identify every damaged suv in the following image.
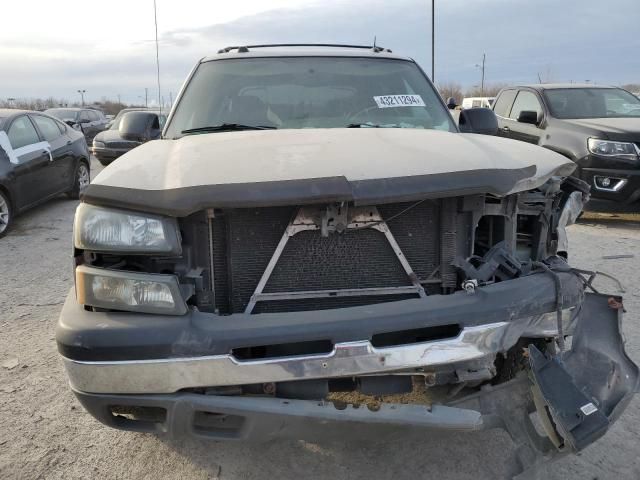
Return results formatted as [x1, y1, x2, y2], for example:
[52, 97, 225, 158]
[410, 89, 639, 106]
[57, 45, 638, 476]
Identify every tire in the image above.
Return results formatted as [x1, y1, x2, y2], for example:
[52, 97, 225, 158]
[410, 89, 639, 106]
[67, 160, 91, 200]
[0, 189, 12, 239]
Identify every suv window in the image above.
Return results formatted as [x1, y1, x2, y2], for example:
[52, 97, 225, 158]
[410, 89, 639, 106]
[509, 91, 543, 121]
[32, 115, 62, 142]
[543, 88, 640, 119]
[79, 111, 91, 123]
[493, 90, 517, 118]
[88, 110, 101, 121]
[165, 57, 456, 137]
[7, 116, 41, 149]
[493, 90, 517, 117]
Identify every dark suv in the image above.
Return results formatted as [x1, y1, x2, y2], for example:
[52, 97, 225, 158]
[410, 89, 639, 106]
[92, 109, 166, 165]
[492, 84, 640, 204]
[45, 108, 109, 144]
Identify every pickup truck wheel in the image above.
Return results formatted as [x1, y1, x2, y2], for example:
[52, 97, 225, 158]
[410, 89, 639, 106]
[0, 190, 12, 238]
[67, 161, 90, 200]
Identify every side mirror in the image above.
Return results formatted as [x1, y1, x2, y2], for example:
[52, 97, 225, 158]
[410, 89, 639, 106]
[119, 112, 156, 142]
[458, 107, 498, 135]
[517, 110, 540, 125]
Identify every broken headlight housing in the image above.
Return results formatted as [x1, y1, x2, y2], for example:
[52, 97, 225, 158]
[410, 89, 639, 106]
[74, 203, 181, 254]
[588, 138, 639, 161]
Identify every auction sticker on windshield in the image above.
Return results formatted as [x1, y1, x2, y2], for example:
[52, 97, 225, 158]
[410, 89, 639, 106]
[374, 95, 425, 108]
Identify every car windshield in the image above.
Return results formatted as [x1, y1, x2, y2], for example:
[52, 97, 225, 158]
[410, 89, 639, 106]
[165, 56, 456, 138]
[47, 109, 78, 121]
[544, 88, 640, 119]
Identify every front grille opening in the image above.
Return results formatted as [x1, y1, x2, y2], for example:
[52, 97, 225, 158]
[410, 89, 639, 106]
[516, 214, 539, 261]
[371, 324, 461, 348]
[109, 405, 167, 431]
[193, 411, 246, 438]
[474, 215, 506, 256]
[232, 339, 334, 360]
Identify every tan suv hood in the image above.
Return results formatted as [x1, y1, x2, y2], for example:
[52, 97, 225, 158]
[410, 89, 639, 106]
[85, 128, 575, 216]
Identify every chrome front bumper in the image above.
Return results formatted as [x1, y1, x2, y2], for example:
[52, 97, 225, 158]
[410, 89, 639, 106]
[62, 309, 573, 395]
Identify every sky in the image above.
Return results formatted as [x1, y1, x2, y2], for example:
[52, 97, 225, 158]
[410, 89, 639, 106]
[1, 0, 639, 105]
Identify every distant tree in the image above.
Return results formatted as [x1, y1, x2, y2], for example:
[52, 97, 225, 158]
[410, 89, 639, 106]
[621, 83, 640, 93]
[99, 100, 128, 115]
[0, 97, 73, 110]
[0, 97, 132, 112]
[437, 82, 463, 104]
[464, 83, 507, 98]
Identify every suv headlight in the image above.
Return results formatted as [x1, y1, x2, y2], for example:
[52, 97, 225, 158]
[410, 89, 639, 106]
[76, 265, 187, 315]
[588, 138, 640, 161]
[74, 203, 181, 254]
[93, 141, 105, 148]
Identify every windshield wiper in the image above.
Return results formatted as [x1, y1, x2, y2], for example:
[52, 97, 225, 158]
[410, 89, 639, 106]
[181, 123, 277, 135]
[346, 123, 400, 128]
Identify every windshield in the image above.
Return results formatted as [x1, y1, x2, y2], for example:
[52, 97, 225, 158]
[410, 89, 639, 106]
[47, 109, 78, 121]
[544, 88, 640, 119]
[165, 57, 455, 138]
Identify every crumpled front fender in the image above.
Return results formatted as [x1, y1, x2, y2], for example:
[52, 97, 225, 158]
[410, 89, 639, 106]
[528, 292, 638, 452]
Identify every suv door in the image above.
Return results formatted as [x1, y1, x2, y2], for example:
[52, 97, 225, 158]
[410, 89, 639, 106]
[505, 90, 545, 144]
[492, 89, 517, 139]
[89, 110, 106, 135]
[6, 115, 55, 209]
[31, 114, 76, 193]
[78, 110, 93, 141]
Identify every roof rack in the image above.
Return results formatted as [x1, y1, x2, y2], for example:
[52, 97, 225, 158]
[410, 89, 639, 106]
[217, 44, 392, 54]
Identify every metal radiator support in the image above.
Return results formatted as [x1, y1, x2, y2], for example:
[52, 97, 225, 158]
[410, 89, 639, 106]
[244, 206, 427, 314]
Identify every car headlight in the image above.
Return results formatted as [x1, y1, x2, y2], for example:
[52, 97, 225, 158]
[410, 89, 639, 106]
[93, 141, 105, 148]
[588, 138, 639, 160]
[76, 265, 187, 315]
[74, 203, 181, 254]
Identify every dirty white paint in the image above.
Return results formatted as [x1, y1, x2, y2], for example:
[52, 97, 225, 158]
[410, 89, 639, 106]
[0, 130, 51, 164]
[92, 128, 576, 194]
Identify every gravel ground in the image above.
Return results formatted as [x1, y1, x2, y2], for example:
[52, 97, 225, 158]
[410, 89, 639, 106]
[1, 158, 639, 479]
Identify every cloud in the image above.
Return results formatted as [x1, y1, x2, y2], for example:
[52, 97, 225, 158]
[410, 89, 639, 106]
[1, 0, 638, 102]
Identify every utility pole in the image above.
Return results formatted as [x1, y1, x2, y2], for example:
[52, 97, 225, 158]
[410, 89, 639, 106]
[145, 88, 148, 108]
[117, 94, 121, 105]
[431, 0, 435, 82]
[77, 89, 86, 106]
[475, 54, 486, 96]
[169, 91, 173, 108]
[480, 53, 485, 96]
[154, 0, 162, 116]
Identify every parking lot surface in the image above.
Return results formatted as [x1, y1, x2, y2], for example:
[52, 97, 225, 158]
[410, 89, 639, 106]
[1, 157, 639, 479]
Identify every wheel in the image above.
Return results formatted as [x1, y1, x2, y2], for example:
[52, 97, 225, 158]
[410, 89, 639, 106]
[67, 160, 91, 200]
[0, 189, 12, 238]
